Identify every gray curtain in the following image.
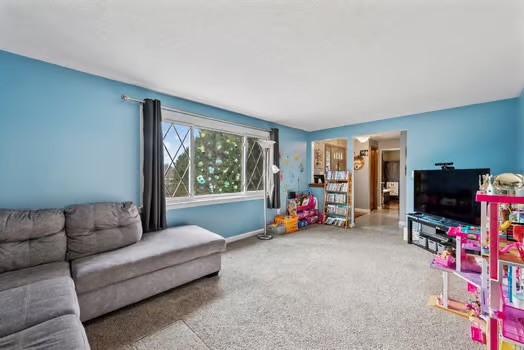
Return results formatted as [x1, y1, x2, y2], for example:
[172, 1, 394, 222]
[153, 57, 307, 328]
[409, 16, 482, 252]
[142, 99, 167, 232]
[269, 128, 280, 209]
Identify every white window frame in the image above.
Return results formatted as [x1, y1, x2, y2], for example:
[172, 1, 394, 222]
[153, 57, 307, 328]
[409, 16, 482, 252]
[162, 109, 268, 209]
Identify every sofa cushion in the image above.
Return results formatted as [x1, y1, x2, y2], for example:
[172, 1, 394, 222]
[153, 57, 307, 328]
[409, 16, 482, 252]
[0, 261, 70, 292]
[0, 209, 66, 273]
[0, 277, 79, 338]
[72, 225, 225, 294]
[0, 314, 89, 350]
[65, 202, 142, 260]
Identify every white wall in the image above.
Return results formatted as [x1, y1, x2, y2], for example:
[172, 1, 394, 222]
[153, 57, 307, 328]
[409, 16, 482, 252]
[378, 138, 400, 150]
[382, 150, 400, 161]
[353, 139, 370, 210]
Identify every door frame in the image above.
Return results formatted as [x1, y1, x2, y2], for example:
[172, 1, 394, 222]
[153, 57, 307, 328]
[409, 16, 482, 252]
[378, 148, 400, 210]
[369, 145, 379, 211]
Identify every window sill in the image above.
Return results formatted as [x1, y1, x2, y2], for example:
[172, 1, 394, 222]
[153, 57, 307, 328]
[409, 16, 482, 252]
[166, 192, 264, 210]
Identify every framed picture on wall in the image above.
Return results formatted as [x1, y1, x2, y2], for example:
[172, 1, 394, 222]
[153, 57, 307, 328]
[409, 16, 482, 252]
[360, 150, 368, 157]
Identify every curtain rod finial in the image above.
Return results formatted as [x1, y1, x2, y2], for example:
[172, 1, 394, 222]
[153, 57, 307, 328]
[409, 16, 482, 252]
[121, 95, 128, 101]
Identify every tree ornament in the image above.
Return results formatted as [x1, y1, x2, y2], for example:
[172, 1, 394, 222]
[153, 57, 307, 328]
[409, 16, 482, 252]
[196, 175, 206, 184]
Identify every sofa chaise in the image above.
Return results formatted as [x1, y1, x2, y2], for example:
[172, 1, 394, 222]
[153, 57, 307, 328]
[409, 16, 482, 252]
[0, 202, 226, 349]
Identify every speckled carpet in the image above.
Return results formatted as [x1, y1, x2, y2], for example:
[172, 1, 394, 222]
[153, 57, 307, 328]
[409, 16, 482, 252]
[85, 211, 481, 350]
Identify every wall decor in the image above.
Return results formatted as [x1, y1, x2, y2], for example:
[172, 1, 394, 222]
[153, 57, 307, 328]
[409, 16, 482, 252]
[360, 149, 368, 157]
[354, 155, 365, 170]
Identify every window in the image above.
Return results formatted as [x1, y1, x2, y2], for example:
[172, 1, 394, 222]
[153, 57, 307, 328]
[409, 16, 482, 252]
[163, 123, 190, 198]
[160, 110, 268, 207]
[246, 137, 263, 191]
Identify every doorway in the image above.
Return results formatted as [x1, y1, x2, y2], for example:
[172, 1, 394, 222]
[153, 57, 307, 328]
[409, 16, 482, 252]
[380, 149, 400, 212]
[352, 131, 406, 224]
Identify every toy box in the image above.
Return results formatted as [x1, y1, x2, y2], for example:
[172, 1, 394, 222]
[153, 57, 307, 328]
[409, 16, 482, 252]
[267, 223, 286, 235]
[275, 215, 298, 233]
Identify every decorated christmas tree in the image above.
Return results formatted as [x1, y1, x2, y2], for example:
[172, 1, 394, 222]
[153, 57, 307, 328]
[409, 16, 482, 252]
[194, 129, 242, 195]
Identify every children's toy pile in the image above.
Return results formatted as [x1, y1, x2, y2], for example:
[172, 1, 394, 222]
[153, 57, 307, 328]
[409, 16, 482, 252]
[272, 192, 320, 234]
[290, 193, 319, 229]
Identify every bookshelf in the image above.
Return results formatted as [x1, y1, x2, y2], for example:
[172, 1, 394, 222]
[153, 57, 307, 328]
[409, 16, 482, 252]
[324, 170, 353, 228]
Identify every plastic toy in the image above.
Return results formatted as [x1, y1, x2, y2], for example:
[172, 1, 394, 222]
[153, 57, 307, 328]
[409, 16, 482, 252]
[514, 225, 524, 242]
[434, 247, 456, 269]
[494, 173, 524, 195]
[500, 220, 512, 233]
[500, 242, 524, 261]
[470, 323, 486, 345]
[288, 200, 297, 217]
[474, 191, 524, 349]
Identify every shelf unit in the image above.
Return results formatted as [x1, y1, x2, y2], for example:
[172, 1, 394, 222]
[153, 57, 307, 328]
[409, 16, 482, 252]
[323, 170, 353, 228]
[476, 192, 524, 350]
[407, 214, 460, 254]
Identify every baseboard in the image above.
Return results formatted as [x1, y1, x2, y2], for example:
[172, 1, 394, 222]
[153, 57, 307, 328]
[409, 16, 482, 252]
[355, 208, 371, 213]
[225, 228, 264, 244]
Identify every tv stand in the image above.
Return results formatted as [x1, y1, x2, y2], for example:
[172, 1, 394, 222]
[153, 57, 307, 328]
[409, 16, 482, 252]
[407, 213, 460, 254]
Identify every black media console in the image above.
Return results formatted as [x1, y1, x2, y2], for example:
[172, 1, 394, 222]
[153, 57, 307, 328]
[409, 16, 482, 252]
[406, 213, 462, 255]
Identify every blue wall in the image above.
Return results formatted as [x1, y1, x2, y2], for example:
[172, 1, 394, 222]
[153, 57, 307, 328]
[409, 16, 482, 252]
[1, 50, 520, 236]
[308, 99, 519, 215]
[0, 50, 307, 238]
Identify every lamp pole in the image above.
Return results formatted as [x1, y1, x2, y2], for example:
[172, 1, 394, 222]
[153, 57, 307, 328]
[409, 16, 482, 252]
[256, 140, 276, 240]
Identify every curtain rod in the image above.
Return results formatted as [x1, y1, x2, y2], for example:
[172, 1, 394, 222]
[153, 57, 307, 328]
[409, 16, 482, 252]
[121, 95, 271, 133]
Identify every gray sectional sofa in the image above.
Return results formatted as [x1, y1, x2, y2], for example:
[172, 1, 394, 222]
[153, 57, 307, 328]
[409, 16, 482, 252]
[0, 202, 226, 349]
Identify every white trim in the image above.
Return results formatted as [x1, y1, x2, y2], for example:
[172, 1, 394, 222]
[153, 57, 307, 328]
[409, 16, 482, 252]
[399, 220, 406, 227]
[163, 109, 269, 139]
[225, 228, 263, 244]
[166, 192, 264, 210]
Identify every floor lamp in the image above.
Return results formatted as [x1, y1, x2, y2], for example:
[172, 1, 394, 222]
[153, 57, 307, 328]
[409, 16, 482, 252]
[257, 139, 279, 240]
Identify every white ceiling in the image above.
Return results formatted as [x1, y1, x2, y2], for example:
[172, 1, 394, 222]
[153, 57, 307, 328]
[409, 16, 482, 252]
[1, 1, 523, 131]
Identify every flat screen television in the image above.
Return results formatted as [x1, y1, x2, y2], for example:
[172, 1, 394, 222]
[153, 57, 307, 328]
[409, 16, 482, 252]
[414, 168, 490, 226]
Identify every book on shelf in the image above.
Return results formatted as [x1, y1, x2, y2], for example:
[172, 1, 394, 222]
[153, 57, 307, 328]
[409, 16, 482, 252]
[326, 170, 350, 181]
[326, 182, 348, 192]
[326, 204, 348, 216]
[325, 216, 347, 227]
[326, 193, 347, 204]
